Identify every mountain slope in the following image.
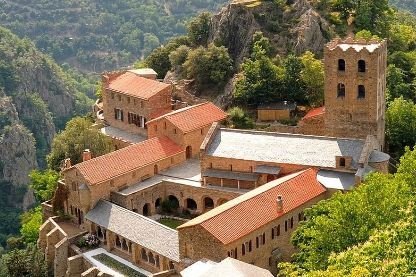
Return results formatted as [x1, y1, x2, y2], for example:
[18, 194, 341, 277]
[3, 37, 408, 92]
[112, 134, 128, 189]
[0, 0, 230, 72]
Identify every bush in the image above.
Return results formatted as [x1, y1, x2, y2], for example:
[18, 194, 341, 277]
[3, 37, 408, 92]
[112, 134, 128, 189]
[76, 234, 99, 249]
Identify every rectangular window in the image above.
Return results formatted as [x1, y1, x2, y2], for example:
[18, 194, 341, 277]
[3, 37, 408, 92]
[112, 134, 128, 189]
[115, 109, 123, 121]
[256, 237, 259, 248]
[285, 220, 288, 232]
[174, 128, 177, 134]
[290, 217, 294, 228]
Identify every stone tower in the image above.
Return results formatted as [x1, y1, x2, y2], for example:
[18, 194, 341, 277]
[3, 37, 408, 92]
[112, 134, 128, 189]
[323, 37, 387, 149]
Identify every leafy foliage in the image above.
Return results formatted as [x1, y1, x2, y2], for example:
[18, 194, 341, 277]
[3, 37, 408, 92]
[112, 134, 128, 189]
[386, 97, 416, 159]
[227, 107, 254, 129]
[47, 117, 114, 171]
[29, 170, 59, 203]
[187, 12, 212, 47]
[0, 0, 228, 72]
[19, 208, 42, 244]
[0, 243, 48, 277]
[279, 147, 416, 275]
[183, 44, 234, 88]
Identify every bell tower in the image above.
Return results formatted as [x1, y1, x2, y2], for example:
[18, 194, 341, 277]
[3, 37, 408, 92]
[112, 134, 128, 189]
[323, 37, 387, 149]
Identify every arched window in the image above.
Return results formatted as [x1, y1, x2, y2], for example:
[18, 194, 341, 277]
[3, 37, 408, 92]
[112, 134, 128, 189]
[169, 261, 175, 270]
[186, 198, 197, 210]
[242, 243, 246, 256]
[358, 85, 365, 98]
[115, 236, 121, 248]
[358, 60, 366, 72]
[155, 255, 160, 267]
[340, 157, 346, 167]
[141, 248, 148, 261]
[148, 252, 155, 265]
[338, 59, 346, 71]
[337, 83, 346, 98]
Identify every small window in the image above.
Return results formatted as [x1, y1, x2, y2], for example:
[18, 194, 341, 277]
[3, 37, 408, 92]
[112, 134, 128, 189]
[358, 85, 365, 99]
[154, 125, 158, 132]
[201, 129, 203, 135]
[340, 157, 346, 167]
[111, 93, 115, 99]
[118, 95, 121, 101]
[338, 59, 346, 71]
[256, 237, 259, 248]
[249, 166, 253, 172]
[242, 243, 246, 255]
[230, 165, 233, 171]
[209, 163, 213, 169]
[337, 83, 345, 98]
[174, 128, 177, 134]
[164, 122, 167, 130]
[290, 217, 294, 228]
[358, 60, 366, 72]
[285, 220, 288, 232]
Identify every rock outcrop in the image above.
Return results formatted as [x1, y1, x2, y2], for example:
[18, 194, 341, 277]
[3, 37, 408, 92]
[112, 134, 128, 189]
[209, 0, 333, 67]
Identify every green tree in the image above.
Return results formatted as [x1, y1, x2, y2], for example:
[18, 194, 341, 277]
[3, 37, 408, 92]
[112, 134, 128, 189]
[0, 243, 48, 277]
[20, 208, 42, 244]
[300, 51, 324, 107]
[283, 54, 306, 103]
[227, 107, 254, 129]
[187, 12, 211, 47]
[183, 44, 233, 88]
[29, 169, 59, 203]
[169, 45, 190, 73]
[386, 97, 416, 159]
[47, 117, 114, 171]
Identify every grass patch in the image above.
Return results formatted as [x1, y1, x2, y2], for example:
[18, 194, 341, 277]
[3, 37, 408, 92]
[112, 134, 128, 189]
[158, 218, 186, 229]
[92, 253, 147, 277]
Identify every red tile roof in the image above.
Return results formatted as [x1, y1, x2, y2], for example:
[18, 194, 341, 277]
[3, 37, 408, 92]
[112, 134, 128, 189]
[107, 72, 171, 99]
[178, 169, 326, 244]
[147, 102, 227, 133]
[302, 106, 325, 120]
[71, 137, 184, 185]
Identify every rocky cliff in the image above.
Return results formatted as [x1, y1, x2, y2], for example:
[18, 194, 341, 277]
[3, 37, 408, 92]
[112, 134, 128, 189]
[209, 0, 333, 67]
[0, 27, 83, 210]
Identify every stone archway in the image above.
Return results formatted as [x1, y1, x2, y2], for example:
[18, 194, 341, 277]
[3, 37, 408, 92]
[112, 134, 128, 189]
[143, 203, 151, 216]
[168, 195, 180, 210]
[203, 197, 214, 211]
[217, 198, 228, 206]
[155, 198, 162, 211]
[186, 198, 197, 211]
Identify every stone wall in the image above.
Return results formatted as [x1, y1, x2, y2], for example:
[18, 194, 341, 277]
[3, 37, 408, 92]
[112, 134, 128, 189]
[323, 38, 387, 148]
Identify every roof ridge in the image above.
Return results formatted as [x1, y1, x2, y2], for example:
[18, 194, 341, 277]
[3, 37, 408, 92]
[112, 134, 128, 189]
[178, 169, 311, 229]
[219, 127, 365, 142]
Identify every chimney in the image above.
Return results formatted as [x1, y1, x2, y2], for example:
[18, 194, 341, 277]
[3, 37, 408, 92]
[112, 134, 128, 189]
[62, 158, 71, 170]
[83, 149, 92, 162]
[276, 195, 283, 213]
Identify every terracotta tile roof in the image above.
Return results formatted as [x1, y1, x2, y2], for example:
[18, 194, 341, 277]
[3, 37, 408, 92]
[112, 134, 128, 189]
[107, 71, 170, 99]
[147, 102, 227, 133]
[178, 169, 326, 244]
[71, 137, 184, 185]
[302, 106, 325, 120]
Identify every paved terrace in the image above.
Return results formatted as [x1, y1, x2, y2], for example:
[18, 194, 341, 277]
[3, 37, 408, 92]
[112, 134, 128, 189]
[206, 129, 365, 169]
[101, 125, 147, 144]
[119, 159, 248, 195]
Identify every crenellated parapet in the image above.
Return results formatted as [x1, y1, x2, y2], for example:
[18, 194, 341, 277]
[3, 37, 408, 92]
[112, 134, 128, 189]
[325, 36, 387, 55]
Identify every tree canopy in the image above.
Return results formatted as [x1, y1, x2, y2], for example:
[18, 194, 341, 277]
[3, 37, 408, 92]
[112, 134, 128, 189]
[47, 117, 114, 171]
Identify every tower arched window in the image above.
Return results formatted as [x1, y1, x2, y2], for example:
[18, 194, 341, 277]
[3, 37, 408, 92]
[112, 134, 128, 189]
[358, 60, 366, 72]
[337, 83, 346, 98]
[358, 85, 366, 99]
[338, 59, 346, 71]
